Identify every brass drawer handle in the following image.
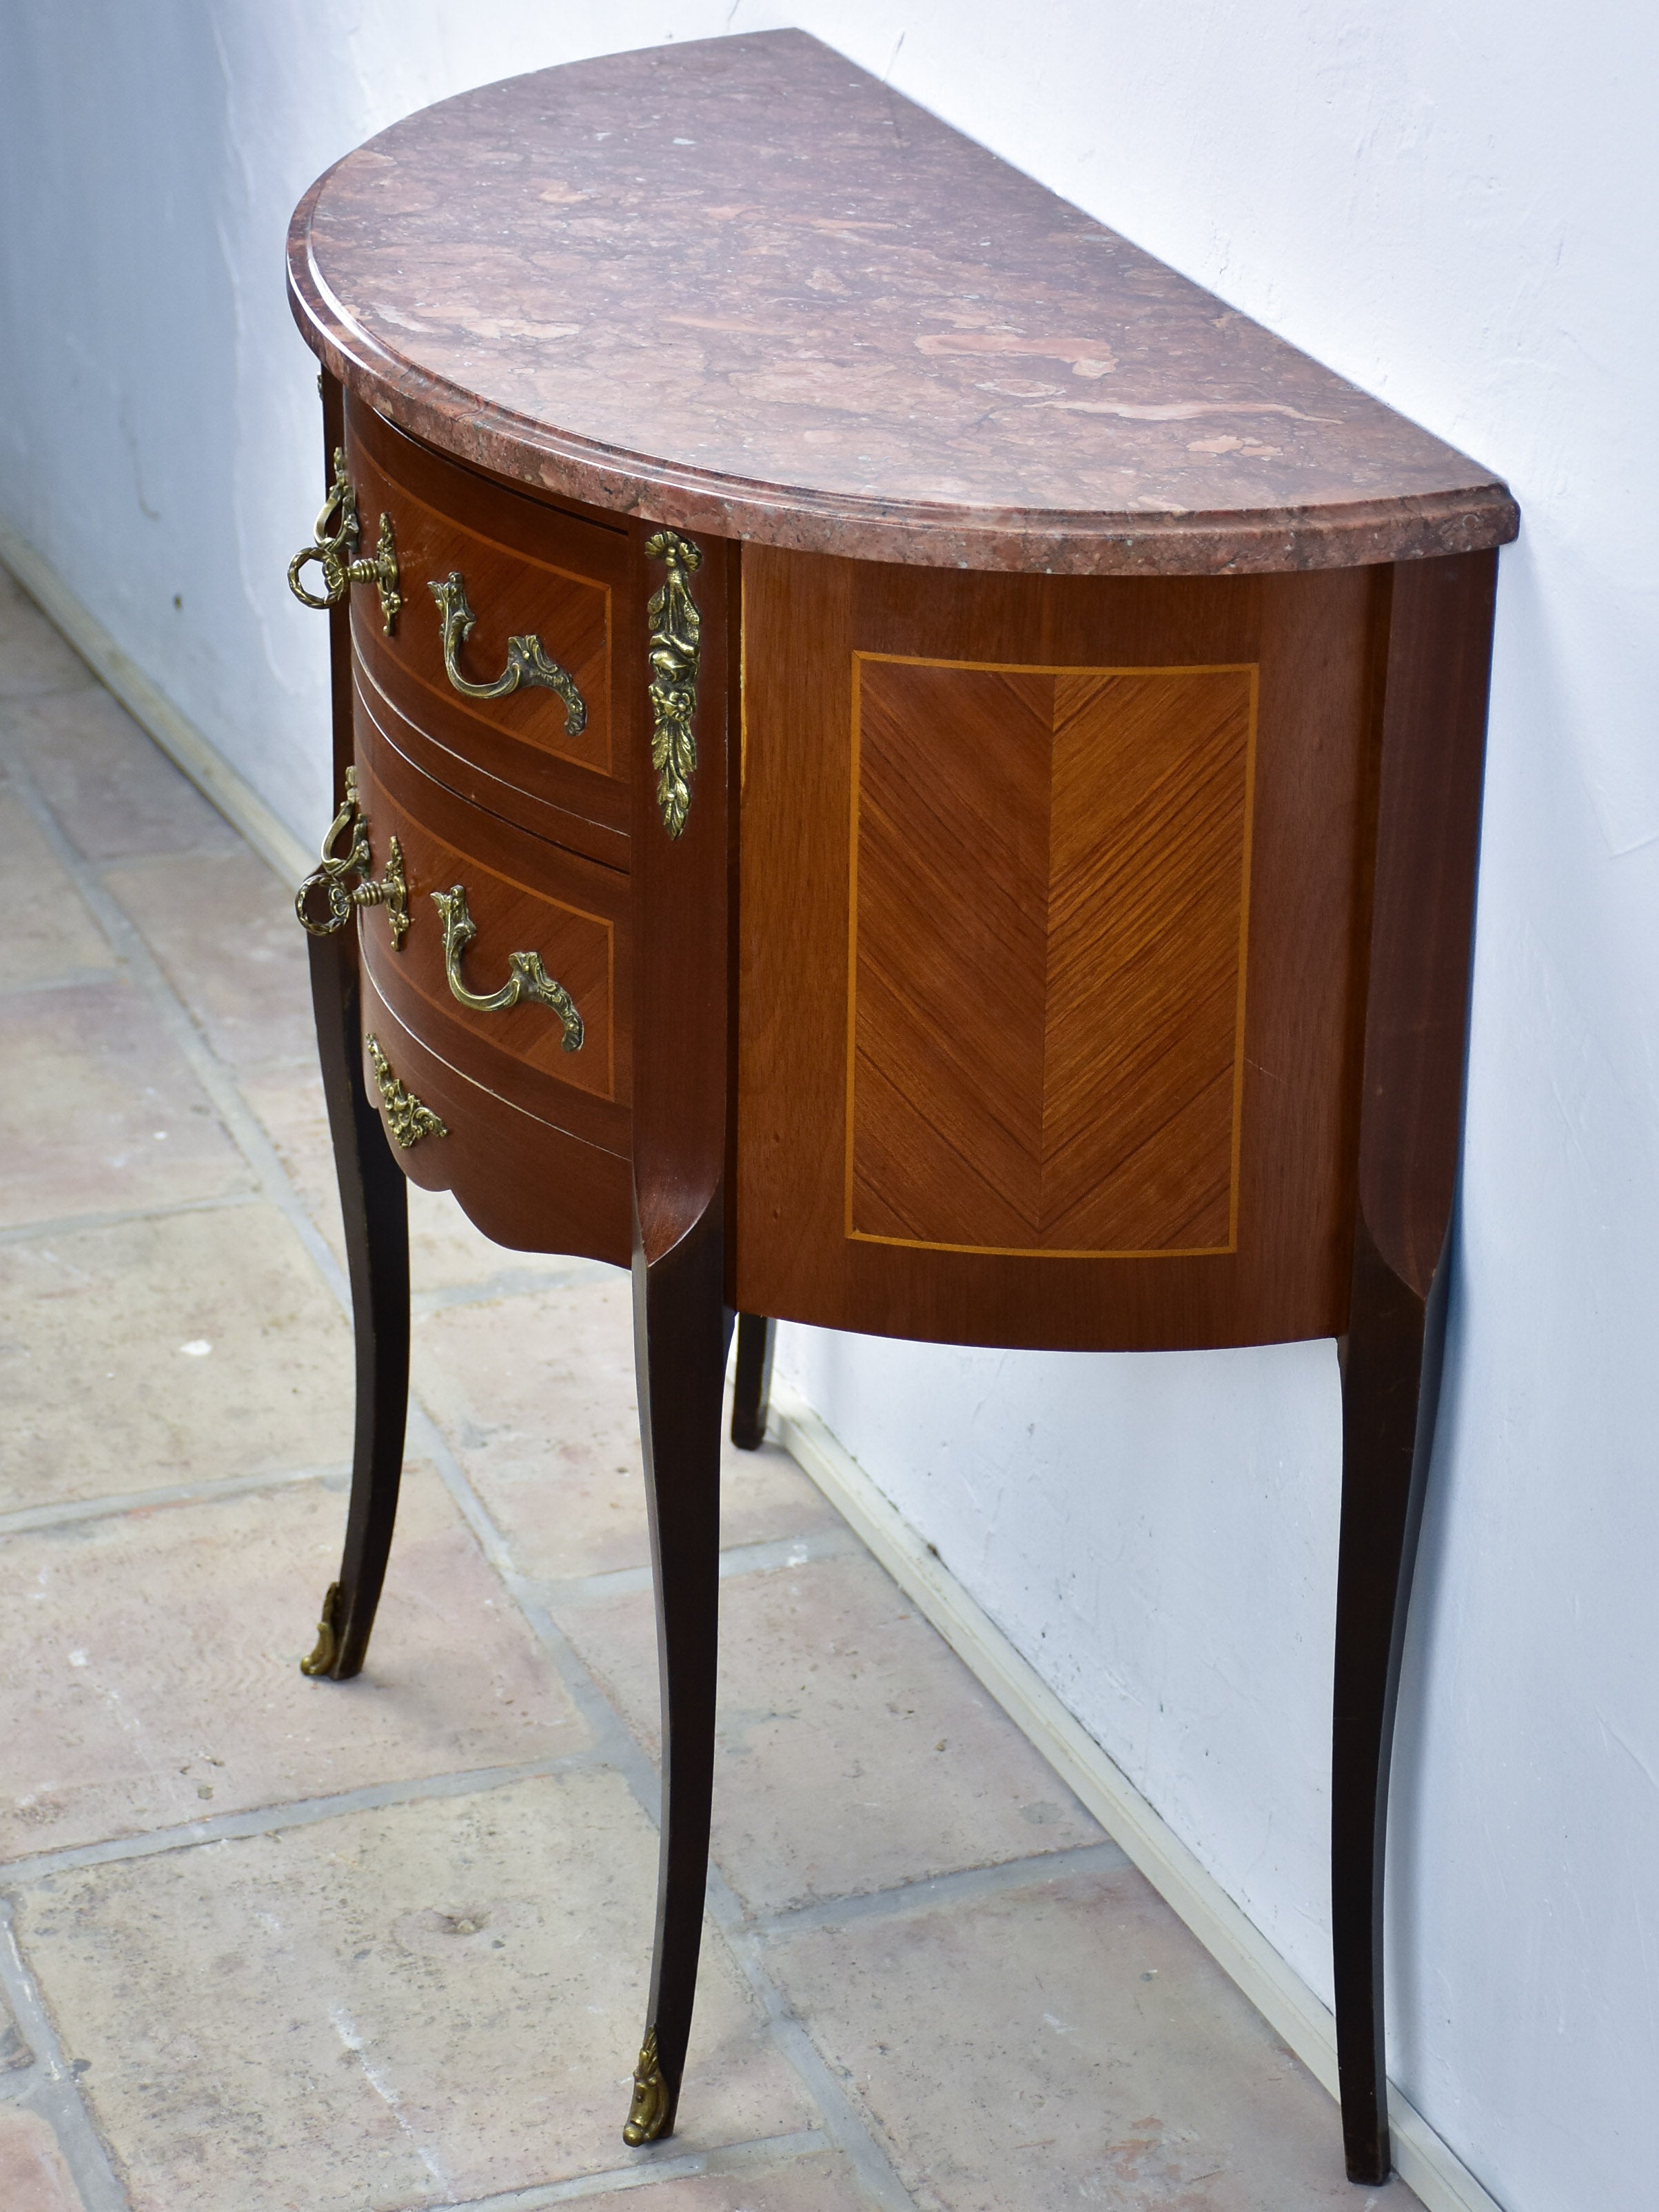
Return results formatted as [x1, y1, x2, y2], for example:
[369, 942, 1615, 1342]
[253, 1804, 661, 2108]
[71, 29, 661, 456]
[645, 528, 702, 838]
[294, 767, 409, 947]
[431, 884, 584, 1051]
[287, 449, 402, 634]
[428, 571, 587, 733]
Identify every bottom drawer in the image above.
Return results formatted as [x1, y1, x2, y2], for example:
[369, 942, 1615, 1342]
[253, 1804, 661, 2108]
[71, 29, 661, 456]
[354, 690, 631, 1155]
[360, 970, 632, 1268]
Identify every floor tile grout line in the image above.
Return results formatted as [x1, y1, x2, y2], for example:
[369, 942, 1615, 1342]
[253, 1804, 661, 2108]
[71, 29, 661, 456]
[418, 2128, 831, 2211]
[4, 737, 919, 2209]
[455, 1481, 920, 2212]
[0, 1755, 604, 1889]
[0, 1462, 352, 1539]
[0, 1729, 1126, 1938]
[401, 1315, 919, 2200]
[528, 1525, 863, 1609]
[3, 1201, 602, 1292]
[411, 1262, 615, 1314]
[0, 966, 122, 1000]
[502, 1572, 920, 2212]
[421, 1446, 920, 2212]
[702, 1867, 919, 2212]
[412, 1417, 658, 1774]
[0, 1465, 846, 1575]
[746, 1837, 1132, 1942]
[0, 1189, 266, 1248]
[91, 840, 268, 873]
[0, 1900, 131, 2212]
[0, 1459, 846, 1590]
[0, 667, 103, 711]
[0, 746, 360, 1309]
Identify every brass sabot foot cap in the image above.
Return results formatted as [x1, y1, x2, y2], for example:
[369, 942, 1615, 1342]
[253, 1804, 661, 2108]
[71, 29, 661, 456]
[299, 1581, 342, 1678]
[622, 2025, 670, 2146]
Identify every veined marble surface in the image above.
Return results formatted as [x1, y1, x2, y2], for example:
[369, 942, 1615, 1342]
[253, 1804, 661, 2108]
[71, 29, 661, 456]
[289, 30, 1517, 573]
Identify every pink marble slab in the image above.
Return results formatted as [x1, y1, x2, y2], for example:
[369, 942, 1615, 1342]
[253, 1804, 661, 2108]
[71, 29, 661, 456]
[288, 30, 1517, 574]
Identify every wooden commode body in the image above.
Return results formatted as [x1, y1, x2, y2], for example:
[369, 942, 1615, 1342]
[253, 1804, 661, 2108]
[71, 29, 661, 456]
[283, 30, 1516, 2184]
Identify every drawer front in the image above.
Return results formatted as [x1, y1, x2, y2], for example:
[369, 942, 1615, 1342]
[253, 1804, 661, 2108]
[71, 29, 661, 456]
[358, 971, 631, 1269]
[345, 396, 635, 849]
[354, 651, 630, 874]
[354, 696, 631, 1158]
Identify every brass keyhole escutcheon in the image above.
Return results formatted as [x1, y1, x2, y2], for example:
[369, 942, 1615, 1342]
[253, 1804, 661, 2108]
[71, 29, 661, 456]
[294, 767, 409, 947]
[287, 449, 402, 634]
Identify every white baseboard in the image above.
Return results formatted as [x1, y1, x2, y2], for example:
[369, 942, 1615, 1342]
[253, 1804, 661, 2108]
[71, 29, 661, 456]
[0, 518, 312, 886]
[770, 1378, 1505, 2212]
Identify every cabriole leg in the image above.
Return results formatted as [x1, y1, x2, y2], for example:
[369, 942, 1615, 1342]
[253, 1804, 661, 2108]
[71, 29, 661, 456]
[299, 930, 411, 1682]
[623, 1209, 731, 2145]
[1331, 1220, 1450, 2182]
[730, 1312, 775, 1450]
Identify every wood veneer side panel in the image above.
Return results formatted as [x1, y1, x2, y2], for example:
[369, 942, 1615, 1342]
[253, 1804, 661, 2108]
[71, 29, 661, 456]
[1039, 665, 1253, 1253]
[1240, 564, 1380, 1331]
[843, 658, 1256, 1257]
[737, 549, 857, 1299]
[735, 554, 1372, 1351]
[848, 659, 1052, 1246]
[1356, 551, 1499, 1297]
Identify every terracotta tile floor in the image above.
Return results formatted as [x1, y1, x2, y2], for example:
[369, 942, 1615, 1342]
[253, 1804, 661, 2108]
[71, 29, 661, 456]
[0, 567, 1409, 2210]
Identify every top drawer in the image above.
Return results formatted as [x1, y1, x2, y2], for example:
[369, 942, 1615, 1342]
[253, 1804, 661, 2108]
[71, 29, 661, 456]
[345, 396, 635, 852]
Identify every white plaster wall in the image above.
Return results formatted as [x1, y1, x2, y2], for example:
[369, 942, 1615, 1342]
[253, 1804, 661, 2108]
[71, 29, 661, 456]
[0, 1, 751, 844]
[5, 8, 1656, 2209]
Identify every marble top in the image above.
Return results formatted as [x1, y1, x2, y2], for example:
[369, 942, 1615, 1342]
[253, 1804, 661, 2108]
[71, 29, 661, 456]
[288, 30, 1518, 574]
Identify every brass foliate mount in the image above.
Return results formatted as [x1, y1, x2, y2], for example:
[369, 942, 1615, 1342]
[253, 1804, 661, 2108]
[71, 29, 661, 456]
[366, 1033, 448, 1148]
[300, 1581, 342, 1678]
[431, 884, 584, 1051]
[621, 2026, 669, 2146]
[295, 767, 409, 948]
[644, 529, 702, 838]
[428, 571, 587, 731]
[287, 448, 402, 634]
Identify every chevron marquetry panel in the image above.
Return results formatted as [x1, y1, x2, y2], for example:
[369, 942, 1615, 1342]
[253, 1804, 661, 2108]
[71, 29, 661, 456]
[848, 654, 1256, 1255]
